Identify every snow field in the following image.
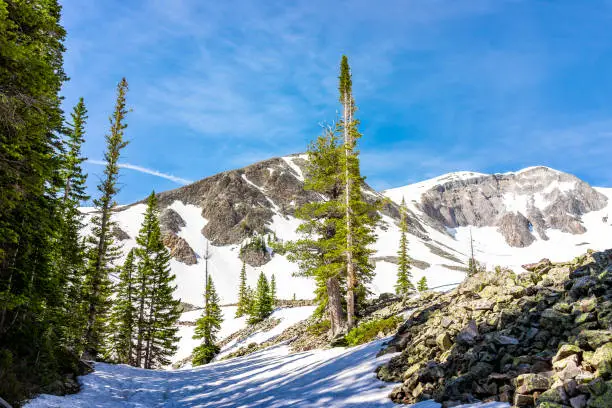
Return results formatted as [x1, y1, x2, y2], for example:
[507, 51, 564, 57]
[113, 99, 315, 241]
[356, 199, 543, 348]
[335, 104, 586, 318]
[25, 338, 510, 408]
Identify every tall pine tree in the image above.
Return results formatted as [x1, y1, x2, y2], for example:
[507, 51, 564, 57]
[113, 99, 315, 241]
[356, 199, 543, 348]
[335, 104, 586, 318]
[133, 192, 181, 369]
[395, 198, 414, 296]
[338, 56, 378, 328]
[107, 249, 137, 365]
[192, 274, 223, 366]
[52, 98, 90, 356]
[270, 273, 277, 307]
[286, 126, 347, 335]
[235, 260, 249, 317]
[83, 78, 129, 359]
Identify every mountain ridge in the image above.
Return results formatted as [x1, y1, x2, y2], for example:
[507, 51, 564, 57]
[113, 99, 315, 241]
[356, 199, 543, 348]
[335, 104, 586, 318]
[81, 155, 612, 308]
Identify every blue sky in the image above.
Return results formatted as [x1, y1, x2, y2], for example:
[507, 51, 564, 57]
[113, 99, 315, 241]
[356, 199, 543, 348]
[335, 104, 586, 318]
[61, 0, 612, 204]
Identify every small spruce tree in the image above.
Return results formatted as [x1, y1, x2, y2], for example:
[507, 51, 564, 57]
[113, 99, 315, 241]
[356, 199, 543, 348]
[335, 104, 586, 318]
[270, 274, 277, 307]
[193, 275, 223, 365]
[107, 250, 137, 364]
[417, 276, 429, 292]
[395, 198, 414, 296]
[248, 272, 273, 324]
[235, 260, 249, 317]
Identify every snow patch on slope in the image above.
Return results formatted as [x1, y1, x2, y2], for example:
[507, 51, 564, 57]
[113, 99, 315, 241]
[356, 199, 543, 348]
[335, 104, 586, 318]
[217, 305, 316, 359]
[282, 154, 306, 182]
[26, 338, 508, 408]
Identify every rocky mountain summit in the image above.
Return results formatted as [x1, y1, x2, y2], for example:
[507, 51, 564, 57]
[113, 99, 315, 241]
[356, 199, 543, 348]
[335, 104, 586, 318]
[416, 167, 607, 247]
[376, 248, 612, 407]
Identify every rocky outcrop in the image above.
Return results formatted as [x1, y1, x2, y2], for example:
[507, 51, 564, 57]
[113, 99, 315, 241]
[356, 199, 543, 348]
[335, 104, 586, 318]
[151, 155, 427, 248]
[376, 248, 612, 407]
[161, 232, 197, 265]
[112, 226, 130, 241]
[159, 208, 186, 234]
[418, 167, 607, 247]
[239, 244, 271, 267]
[497, 212, 535, 247]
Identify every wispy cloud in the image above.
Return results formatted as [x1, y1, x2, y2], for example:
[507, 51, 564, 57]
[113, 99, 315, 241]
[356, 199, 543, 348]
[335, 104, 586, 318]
[62, 0, 612, 203]
[87, 160, 193, 185]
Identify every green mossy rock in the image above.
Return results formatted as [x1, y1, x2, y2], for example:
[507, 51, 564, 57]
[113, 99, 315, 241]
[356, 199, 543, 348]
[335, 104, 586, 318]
[591, 343, 612, 379]
[587, 381, 612, 408]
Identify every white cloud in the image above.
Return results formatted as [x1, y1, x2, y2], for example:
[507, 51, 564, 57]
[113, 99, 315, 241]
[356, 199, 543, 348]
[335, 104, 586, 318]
[87, 160, 193, 185]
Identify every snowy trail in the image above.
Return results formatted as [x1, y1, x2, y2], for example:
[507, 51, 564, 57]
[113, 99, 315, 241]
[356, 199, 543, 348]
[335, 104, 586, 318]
[26, 339, 509, 408]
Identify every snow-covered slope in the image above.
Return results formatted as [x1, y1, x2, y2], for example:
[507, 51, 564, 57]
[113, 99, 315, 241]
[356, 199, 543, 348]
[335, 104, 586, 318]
[384, 171, 612, 271]
[90, 155, 468, 307]
[173, 305, 315, 366]
[84, 158, 611, 309]
[26, 338, 508, 408]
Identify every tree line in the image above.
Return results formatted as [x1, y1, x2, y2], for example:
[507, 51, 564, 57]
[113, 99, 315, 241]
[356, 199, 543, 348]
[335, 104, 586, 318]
[0, 2, 432, 403]
[0, 3, 183, 401]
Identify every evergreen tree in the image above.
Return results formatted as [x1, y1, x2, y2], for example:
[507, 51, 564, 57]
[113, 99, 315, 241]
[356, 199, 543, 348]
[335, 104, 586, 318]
[192, 275, 223, 365]
[235, 260, 249, 317]
[0, 1, 77, 403]
[142, 236, 180, 369]
[270, 274, 277, 307]
[467, 228, 481, 276]
[51, 98, 90, 356]
[417, 276, 429, 292]
[107, 250, 137, 364]
[83, 78, 129, 359]
[337, 55, 379, 328]
[286, 126, 347, 335]
[395, 198, 414, 296]
[248, 272, 273, 324]
[133, 192, 181, 369]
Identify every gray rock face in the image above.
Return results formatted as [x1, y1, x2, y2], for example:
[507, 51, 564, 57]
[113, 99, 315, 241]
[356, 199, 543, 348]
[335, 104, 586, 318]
[418, 167, 607, 247]
[151, 154, 426, 247]
[161, 232, 197, 265]
[112, 226, 130, 241]
[497, 212, 535, 248]
[160, 208, 186, 234]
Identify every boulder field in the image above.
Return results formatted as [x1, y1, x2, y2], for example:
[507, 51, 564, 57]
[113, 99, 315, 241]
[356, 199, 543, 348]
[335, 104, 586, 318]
[376, 249, 612, 408]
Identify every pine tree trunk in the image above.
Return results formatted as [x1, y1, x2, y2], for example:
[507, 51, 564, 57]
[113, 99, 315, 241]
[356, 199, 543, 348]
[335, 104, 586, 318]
[343, 92, 356, 330]
[135, 266, 147, 367]
[326, 276, 346, 336]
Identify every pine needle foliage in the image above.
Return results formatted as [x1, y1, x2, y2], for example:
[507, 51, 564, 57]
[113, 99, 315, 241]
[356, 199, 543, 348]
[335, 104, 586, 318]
[248, 272, 273, 324]
[83, 78, 129, 359]
[193, 275, 223, 366]
[235, 260, 249, 317]
[417, 276, 429, 292]
[395, 198, 414, 296]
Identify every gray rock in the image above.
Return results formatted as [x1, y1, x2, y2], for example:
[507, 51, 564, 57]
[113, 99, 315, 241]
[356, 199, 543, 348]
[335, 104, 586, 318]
[417, 167, 606, 248]
[160, 208, 186, 234]
[456, 320, 479, 345]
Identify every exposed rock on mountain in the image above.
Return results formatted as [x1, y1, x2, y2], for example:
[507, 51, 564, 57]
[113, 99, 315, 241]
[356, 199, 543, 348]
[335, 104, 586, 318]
[160, 208, 186, 234]
[376, 248, 612, 407]
[112, 226, 130, 241]
[161, 233, 197, 265]
[497, 212, 535, 247]
[416, 167, 607, 247]
[98, 156, 612, 305]
[151, 154, 424, 247]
